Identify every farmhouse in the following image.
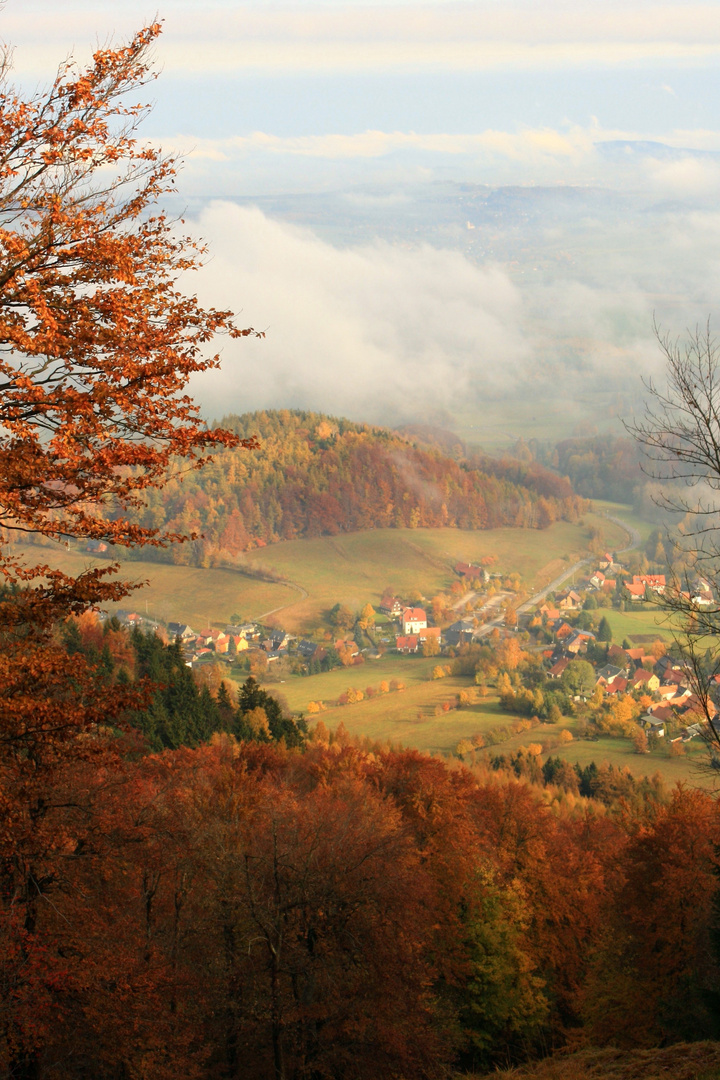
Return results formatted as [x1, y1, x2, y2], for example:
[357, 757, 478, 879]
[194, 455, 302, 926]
[379, 596, 403, 617]
[402, 607, 427, 634]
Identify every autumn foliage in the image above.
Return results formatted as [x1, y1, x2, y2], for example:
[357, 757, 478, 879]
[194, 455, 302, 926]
[74, 409, 588, 564]
[2, 23, 720, 1080]
[0, 24, 259, 609]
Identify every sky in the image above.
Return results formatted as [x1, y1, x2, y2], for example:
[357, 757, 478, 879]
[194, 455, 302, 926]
[7, 1, 720, 432]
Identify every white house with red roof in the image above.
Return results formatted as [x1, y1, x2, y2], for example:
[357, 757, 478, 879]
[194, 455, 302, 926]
[402, 607, 427, 634]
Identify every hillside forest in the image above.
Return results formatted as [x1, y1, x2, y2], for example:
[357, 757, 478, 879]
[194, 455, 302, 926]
[3, 411, 588, 567]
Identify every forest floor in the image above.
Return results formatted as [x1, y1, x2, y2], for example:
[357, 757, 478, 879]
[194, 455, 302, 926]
[471, 1042, 720, 1079]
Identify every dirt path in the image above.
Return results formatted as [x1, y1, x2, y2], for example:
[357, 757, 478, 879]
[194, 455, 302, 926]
[255, 581, 309, 622]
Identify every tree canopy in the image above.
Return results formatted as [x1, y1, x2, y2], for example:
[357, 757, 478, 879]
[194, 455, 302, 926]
[0, 23, 259, 612]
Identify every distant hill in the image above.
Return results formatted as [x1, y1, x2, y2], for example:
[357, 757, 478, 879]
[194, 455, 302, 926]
[112, 410, 587, 566]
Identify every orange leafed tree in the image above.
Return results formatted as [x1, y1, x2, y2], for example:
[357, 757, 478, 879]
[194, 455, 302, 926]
[0, 27, 259, 1077]
[0, 22, 259, 610]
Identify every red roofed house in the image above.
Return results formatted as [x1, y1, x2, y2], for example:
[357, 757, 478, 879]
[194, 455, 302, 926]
[605, 676, 628, 695]
[625, 574, 666, 601]
[379, 596, 403, 617]
[629, 668, 660, 692]
[418, 626, 441, 644]
[402, 607, 427, 634]
[548, 657, 570, 679]
[395, 635, 419, 654]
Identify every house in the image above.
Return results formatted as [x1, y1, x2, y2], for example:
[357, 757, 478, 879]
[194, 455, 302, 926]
[395, 635, 419, 654]
[646, 703, 675, 724]
[679, 695, 716, 722]
[167, 622, 196, 641]
[589, 570, 606, 588]
[418, 626, 441, 644]
[607, 644, 631, 669]
[643, 717, 666, 738]
[86, 539, 109, 554]
[116, 610, 142, 626]
[455, 562, 488, 584]
[624, 574, 666, 601]
[596, 664, 624, 684]
[629, 668, 660, 693]
[564, 629, 595, 655]
[379, 596, 403, 617]
[298, 640, 324, 662]
[335, 637, 360, 658]
[445, 621, 475, 648]
[557, 590, 582, 611]
[402, 607, 427, 634]
[604, 676, 628, 695]
[553, 621, 574, 641]
[548, 657, 571, 679]
[538, 604, 561, 621]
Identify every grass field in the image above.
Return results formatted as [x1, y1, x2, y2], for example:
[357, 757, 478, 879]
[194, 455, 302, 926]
[15, 544, 297, 629]
[591, 499, 658, 546]
[600, 605, 676, 644]
[241, 515, 628, 632]
[264, 650, 716, 787]
[16, 510, 629, 637]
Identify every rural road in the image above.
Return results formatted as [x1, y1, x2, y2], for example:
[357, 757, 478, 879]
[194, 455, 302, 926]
[473, 510, 640, 637]
[252, 510, 641, 631]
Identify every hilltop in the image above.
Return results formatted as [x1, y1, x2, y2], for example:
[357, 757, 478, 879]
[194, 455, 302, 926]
[100, 409, 587, 567]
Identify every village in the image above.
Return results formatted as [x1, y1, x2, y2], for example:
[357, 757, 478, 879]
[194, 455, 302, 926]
[103, 548, 719, 752]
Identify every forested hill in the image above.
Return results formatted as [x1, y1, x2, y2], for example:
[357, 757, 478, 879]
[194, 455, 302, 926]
[126, 410, 587, 564]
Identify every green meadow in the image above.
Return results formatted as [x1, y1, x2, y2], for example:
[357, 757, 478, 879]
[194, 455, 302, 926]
[242, 514, 628, 632]
[599, 605, 676, 644]
[16, 544, 297, 629]
[16, 509, 628, 636]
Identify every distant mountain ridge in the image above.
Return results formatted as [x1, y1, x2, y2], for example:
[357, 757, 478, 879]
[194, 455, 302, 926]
[595, 139, 720, 162]
[116, 410, 587, 567]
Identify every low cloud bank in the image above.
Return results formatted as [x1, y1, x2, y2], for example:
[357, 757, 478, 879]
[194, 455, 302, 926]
[187, 200, 720, 428]
[189, 203, 532, 424]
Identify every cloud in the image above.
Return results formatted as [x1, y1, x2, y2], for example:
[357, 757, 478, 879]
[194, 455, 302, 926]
[183, 199, 720, 427]
[186, 203, 532, 423]
[8, 2, 720, 78]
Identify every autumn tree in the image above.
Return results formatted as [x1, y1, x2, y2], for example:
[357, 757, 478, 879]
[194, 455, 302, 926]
[0, 25, 259, 1077]
[0, 23, 259, 613]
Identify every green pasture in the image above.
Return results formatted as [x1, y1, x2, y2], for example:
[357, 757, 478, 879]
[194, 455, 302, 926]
[591, 500, 657, 545]
[551, 732, 712, 786]
[269, 654, 504, 754]
[243, 516, 627, 632]
[276, 649, 716, 786]
[16, 510, 630, 637]
[17, 543, 297, 629]
[600, 605, 675, 644]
